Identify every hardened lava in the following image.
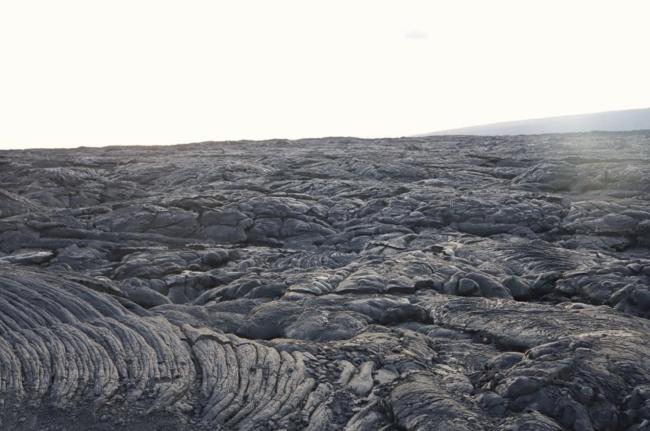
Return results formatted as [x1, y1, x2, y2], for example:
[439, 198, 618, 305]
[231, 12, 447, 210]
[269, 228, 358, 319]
[1, 131, 650, 430]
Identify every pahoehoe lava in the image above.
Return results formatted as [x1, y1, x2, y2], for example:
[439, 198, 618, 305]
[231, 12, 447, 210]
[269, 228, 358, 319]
[1, 131, 650, 430]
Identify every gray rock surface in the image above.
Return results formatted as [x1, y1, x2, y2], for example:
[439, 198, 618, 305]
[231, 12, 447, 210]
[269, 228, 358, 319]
[1, 131, 650, 430]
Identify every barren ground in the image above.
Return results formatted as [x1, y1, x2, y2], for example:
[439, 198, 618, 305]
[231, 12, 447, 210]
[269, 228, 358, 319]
[1, 131, 650, 430]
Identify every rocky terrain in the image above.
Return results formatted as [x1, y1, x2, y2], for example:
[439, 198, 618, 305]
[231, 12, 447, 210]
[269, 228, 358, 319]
[1, 131, 650, 430]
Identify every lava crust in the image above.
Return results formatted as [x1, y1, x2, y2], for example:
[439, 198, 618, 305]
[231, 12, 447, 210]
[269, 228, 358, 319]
[1, 132, 650, 430]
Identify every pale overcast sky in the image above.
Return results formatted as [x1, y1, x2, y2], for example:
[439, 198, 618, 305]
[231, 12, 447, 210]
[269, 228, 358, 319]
[1, 0, 649, 148]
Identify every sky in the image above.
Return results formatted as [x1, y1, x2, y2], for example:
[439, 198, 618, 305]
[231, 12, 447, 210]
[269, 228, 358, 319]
[1, 0, 649, 149]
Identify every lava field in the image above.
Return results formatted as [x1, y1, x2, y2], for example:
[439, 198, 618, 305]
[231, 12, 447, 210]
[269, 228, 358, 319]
[1, 131, 650, 430]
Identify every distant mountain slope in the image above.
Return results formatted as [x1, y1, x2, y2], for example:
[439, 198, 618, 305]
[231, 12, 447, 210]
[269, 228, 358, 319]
[422, 107, 650, 136]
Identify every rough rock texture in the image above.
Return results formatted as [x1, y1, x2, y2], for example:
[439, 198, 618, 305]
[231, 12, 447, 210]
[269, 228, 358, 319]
[1, 131, 650, 430]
